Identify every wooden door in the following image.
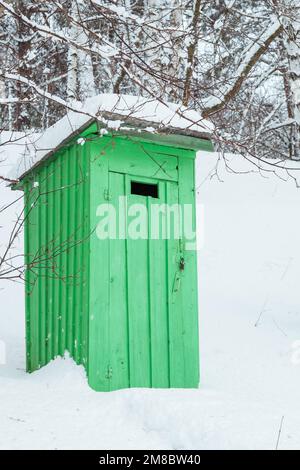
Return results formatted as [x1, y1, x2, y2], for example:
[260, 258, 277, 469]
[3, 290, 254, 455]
[108, 171, 181, 389]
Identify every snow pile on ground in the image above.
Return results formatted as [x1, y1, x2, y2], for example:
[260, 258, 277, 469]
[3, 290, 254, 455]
[1, 151, 300, 449]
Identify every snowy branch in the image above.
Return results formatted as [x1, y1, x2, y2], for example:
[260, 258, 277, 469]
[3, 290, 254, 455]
[202, 18, 283, 117]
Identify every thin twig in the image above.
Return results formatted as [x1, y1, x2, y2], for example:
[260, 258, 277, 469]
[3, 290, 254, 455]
[275, 415, 284, 450]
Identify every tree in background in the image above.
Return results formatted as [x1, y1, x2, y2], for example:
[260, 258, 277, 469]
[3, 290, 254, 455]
[0, 0, 300, 164]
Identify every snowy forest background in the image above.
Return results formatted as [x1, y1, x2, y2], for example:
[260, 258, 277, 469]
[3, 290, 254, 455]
[0, 0, 300, 166]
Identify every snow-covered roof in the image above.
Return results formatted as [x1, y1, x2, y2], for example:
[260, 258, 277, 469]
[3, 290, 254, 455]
[6, 94, 213, 181]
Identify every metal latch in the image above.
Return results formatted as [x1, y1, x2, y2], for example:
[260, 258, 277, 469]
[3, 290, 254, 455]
[173, 272, 181, 293]
[179, 257, 185, 271]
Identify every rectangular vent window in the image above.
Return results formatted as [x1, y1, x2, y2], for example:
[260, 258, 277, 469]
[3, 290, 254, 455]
[131, 181, 158, 198]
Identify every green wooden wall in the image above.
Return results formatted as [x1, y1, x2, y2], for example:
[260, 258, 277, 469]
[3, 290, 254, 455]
[24, 142, 90, 371]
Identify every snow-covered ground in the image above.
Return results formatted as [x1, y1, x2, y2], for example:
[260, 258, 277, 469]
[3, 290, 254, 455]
[1, 151, 300, 450]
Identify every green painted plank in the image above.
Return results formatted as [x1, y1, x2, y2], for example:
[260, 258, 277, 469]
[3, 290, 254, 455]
[23, 183, 30, 371]
[177, 154, 199, 388]
[53, 156, 62, 358]
[166, 180, 186, 387]
[108, 171, 130, 390]
[46, 160, 54, 363]
[66, 148, 75, 356]
[39, 167, 48, 368]
[60, 150, 68, 356]
[88, 141, 110, 391]
[81, 144, 90, 369]
[24, 182, 33, 371]
[148, 181, 170, 388]
[50, 161, 57, 360]
[126, 175, 151, 388]
[27, 179, 40, 371]
[74, 144, 83, 364]
[74, 146, 81, 364]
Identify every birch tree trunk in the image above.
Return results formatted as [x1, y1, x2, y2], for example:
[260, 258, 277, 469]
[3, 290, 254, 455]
[67, 0, 95, 102]
[282, 0, 300, 160]
[182, 0, 202, 106]
[168, 0, 184, 101]
[66, 0, 79, 101]
[15, 0, 32, 130]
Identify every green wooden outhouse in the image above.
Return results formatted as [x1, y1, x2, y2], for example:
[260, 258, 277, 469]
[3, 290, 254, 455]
[12, 94, 213, 391]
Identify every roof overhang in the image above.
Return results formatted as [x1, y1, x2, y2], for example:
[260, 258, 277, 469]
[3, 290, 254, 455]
[10, 94, 214, 184]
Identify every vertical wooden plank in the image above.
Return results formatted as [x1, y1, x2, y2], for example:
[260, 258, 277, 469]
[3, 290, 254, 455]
[108, 172, 130, 390]
[71, 146, 78, 360]
[60, 149, 68, 356]
[66, 148, 75, 356]
[27, 177, 40, 371]
[166, 180, 186, 387]
[38, 167, 47, 368]
[126, 178, 151, 388]
[81, 144, 90, 369]
[53, 155, 62, 358]
[46, 161, 54, 363]
[74, 145, 83, 364]
[88, 141, 110, 391]
[148, 181, 170, 388]
[24, 182, 34, 371]
[23, 183, 30, 371]
[177, 152, 199, 388]
[44, 162, 52, 364]
[44, 165, 50, 366]
[50, 161, 57, 359]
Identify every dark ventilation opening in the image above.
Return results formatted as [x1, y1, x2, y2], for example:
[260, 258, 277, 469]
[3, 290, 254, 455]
[131, 181, 158, 198]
